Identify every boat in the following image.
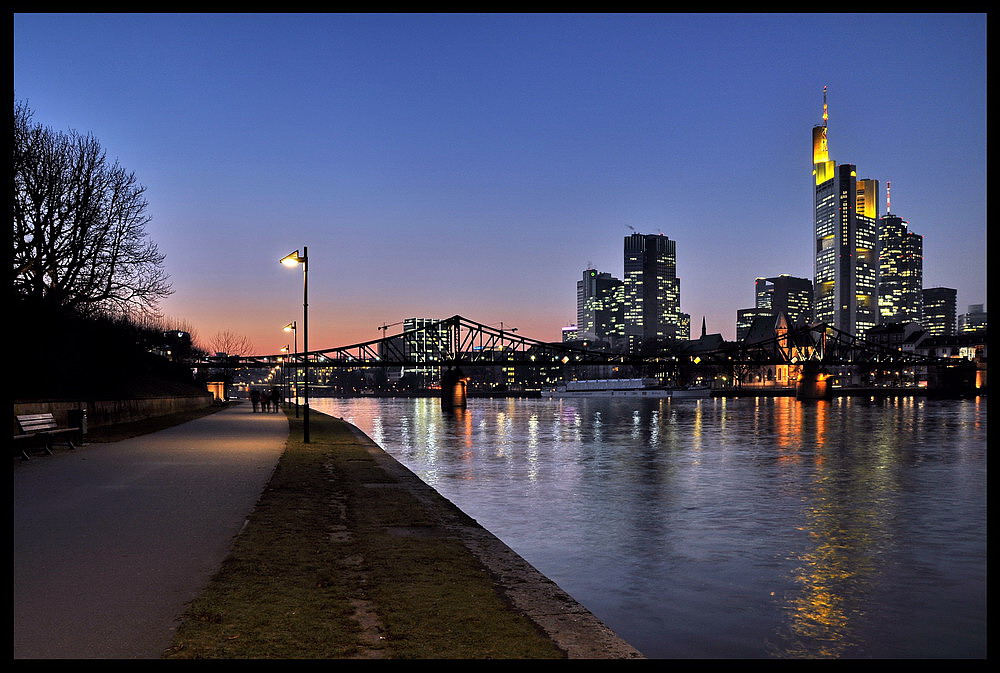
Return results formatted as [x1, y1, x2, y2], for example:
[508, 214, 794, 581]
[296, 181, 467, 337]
[541, 379, 712, 399]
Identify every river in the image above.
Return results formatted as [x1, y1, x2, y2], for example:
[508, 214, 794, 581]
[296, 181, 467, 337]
[309, 394, 987, 659]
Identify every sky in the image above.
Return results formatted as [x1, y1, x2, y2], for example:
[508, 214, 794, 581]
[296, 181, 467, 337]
[13, 13, 987, 355]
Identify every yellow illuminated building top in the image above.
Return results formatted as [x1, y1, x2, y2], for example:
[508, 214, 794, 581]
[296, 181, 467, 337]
[813, 126, 834, 185]
[856, 179, 879, 219]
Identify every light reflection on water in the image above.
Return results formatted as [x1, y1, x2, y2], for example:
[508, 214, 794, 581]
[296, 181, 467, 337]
[312, 395, 987, 659]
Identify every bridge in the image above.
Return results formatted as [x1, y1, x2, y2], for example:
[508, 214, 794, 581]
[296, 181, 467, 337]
[191, 315, 975, 405]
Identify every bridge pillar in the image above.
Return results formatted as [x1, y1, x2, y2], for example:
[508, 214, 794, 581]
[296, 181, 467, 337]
[795, 364, 832, 401]
[440, 368, 469, 410]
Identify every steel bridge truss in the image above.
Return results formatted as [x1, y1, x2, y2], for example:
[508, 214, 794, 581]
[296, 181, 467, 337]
[212, 315, 635, 369]
[197, 317, 957, 373]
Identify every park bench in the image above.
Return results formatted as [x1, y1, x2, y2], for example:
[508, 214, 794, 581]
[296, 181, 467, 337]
[13, 413, 79, 460]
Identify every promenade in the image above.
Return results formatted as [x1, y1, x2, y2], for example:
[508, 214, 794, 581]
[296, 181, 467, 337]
[14, 404, 288, 659]
[13, 402, 642, 659]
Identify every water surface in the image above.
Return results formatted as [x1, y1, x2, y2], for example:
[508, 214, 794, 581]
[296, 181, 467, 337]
[311, 395, 987, 659]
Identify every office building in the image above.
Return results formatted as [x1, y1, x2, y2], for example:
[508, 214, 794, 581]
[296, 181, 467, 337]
[577, 269, 624, 343]
[921, 287, 957, 336]
[623, 232, 681, 349]
[812, 88, 879, 335]
[876, 184, 923, 326]
[735, 275, 812, 341]
[958, 304, 987, 334]
[755, 275, 813, 326]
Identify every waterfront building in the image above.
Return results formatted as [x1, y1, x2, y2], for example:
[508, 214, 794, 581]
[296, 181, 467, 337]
[876, 186, 923, 327]
[958, 304, 987, 334]
[623, 232, 681, 350]
[401, 317, 451, 387]
[921, 287, 957, 336]
[562, 325, 579, 342]
[756, 275, 813, 326]
[736, 275, 812, 341]
[576, 269, 625, 344]
[736, 307, 776, 342]
[678, 312, 691, 341]
[812, 88, 879, 336]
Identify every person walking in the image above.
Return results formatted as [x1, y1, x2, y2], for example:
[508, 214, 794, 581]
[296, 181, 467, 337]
[250, 388, 260, 412]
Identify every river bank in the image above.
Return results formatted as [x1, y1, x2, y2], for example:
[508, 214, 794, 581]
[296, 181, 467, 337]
[166, 407, 643, 659]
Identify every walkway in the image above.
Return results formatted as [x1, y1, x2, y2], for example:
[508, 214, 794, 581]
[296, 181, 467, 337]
[13, 403, 288, 659]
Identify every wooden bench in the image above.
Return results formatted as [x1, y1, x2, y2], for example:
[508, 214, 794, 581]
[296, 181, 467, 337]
[13, 413, 79, 460]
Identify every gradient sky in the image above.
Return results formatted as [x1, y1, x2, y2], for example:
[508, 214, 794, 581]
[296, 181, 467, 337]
[14, 13, 987, 355]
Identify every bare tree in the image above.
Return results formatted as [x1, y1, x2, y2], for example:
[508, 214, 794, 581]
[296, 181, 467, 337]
[13, 100, 171, 318]
[209, 330, 256, 357]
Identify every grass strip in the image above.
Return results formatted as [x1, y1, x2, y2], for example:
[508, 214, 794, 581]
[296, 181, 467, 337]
[164, 408, 565, 659]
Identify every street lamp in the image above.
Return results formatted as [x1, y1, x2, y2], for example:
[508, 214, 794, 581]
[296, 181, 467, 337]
[280, 248, 309, 442]
[283, 322, 299, 418]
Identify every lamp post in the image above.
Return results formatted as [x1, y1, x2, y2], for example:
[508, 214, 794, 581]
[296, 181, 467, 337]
[282, 322, 299, 418]
[279, 344, 291, 412]
[281, 248, 310, 442]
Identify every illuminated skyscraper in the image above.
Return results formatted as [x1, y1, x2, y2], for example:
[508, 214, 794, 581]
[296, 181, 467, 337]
[921, 287, 957, 336]
[623, 232, 681, 349]
[755, 275, 813, 326]
[576, 269, 624, 342]
[876, 185, 923, 325]
[812, 88, 879, 335]
[736, 275, 812, 340]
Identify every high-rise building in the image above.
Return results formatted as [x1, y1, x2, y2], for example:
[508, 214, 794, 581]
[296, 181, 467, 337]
[755, 275, 813, 326]
[958, 304, 987, 333]
[402, 317, 451, 385]
[623, 232, 681, 349]
[876, 184, 923, 326]
[736, 307, 776, 342]
[812, 88, 879, 335]
[576, 269, 624, 343]
[735, 274, 812, 340]
[921, 287, 957, 336]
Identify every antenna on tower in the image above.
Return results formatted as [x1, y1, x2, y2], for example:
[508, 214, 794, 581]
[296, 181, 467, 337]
[822, 85, 828, 127]
[886, 181, 891, 214]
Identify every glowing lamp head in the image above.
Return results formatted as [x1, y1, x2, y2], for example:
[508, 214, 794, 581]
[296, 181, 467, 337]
[283, 322, 296, 333]
[280, 250, 303, 267]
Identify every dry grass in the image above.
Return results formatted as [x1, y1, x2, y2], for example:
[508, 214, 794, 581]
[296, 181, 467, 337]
[164, 409, 565, 659]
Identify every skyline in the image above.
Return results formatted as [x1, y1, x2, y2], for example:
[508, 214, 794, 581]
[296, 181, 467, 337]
[13, 13, 987, 355]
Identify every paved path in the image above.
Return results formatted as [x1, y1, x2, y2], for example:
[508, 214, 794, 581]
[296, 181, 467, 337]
[13, 403, 288, 659]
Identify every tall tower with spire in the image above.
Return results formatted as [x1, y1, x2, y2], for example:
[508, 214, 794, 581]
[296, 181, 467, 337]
[876, 181, 924, 324]
[812, 87, 879, 335]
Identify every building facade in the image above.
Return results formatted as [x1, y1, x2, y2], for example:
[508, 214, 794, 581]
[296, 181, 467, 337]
[812, 90, 879, 336]
[921, 287, 957, 336]
[756, 275, 813, 326]
[576, 269, 624, 343]
[877, 210, 923, 326]
[623, 232, 681, 350]
[958, 304, 987, 334]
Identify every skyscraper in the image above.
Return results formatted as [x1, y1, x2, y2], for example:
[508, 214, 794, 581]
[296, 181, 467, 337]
[876, 185, 923, 325]
[755, 275, 813, 326]
[623, 232, 681, 349]
[576, 269, 624, 343]
[736, 274, 812, 340]
[921, 287, 957, 336]
[812, 88, 879, 335]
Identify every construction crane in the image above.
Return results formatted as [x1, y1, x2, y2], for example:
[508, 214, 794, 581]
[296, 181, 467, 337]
[378, 320, 405, 334]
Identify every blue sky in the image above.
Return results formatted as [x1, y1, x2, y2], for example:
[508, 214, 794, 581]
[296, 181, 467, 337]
[14, 13, 987, 353]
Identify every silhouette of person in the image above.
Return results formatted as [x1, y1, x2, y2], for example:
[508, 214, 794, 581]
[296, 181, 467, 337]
[261, 389, 272, 413]
[271, 385, 282, 412]
[250, 388, 260, 412]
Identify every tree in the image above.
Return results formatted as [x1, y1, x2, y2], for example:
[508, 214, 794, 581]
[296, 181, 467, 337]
[13, 100, 171, 318]
[209, 330, 256, 357]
